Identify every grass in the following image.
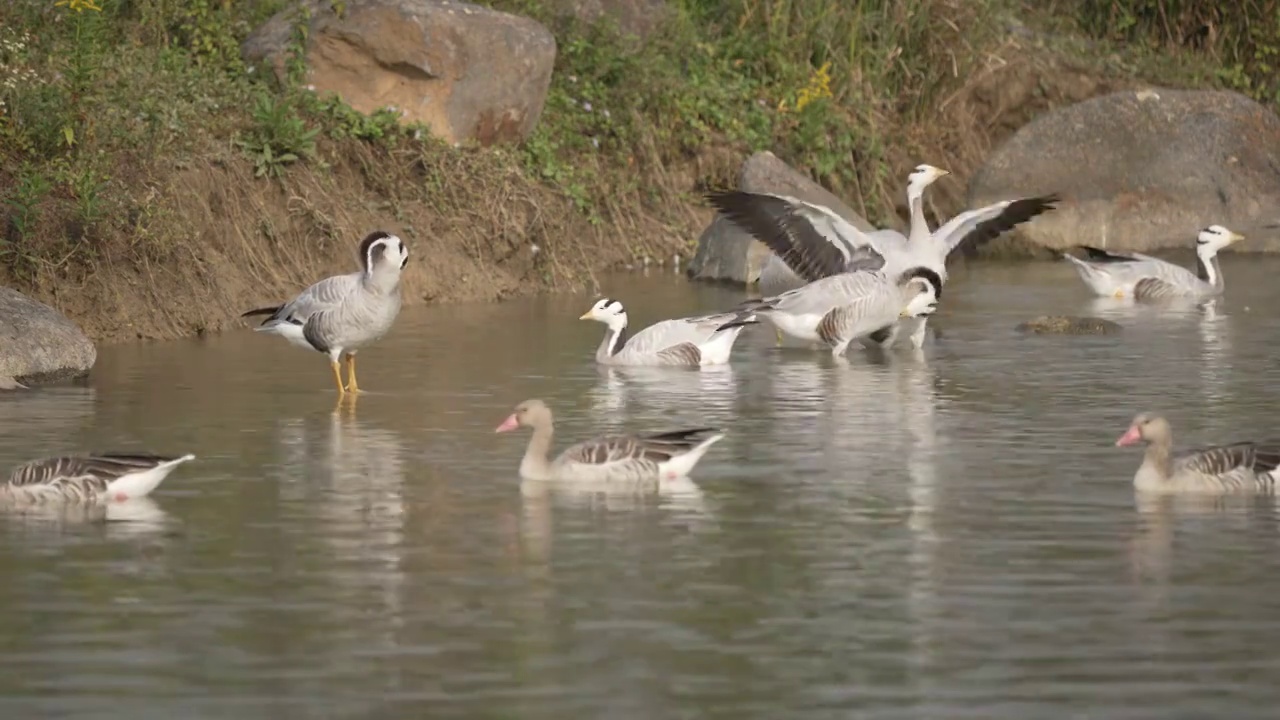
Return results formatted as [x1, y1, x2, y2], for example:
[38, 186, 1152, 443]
[0, 0, 1267, 340]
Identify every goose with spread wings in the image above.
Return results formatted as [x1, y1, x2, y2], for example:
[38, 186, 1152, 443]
[1116, 412, 1280, 494]
[1059, 225, 1242, 302]
[579, 298, 758, 367]
[2, 453, 196, 504]
[495, 398, 725, 483]
[241, 230, 409, 396]
[707, 176, 1059, 349]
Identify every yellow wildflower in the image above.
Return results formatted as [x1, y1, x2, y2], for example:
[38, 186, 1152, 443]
[794, 61, 833, 113]
[55, 0, 103, 13]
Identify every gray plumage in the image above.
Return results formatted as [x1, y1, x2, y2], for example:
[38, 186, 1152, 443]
[1117, 412, 1280, 494]
[3, 453, 196, 504]
[581, 298, 757, 367]
[1060, 225, 1243, 301]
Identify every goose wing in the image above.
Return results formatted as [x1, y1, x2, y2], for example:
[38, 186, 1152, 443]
[243, 273, 360, 324]
[7, 453, 178, 489]
[706, 190, 888, 281]
[621, 312, 739, 358]
[751, 271, 889, 316]
[932, 194, 1060, 258]
[560, 428, 721, 467]
[1173, 442, 1280, 478]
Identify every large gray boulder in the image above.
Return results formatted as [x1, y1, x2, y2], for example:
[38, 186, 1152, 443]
[242, 0, 557, 146]
[969, 88, 1280, 254]
[689, 151, 875, 285]
[0, 287, 96, 386]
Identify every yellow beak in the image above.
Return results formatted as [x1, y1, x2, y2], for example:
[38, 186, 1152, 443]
[578, 312, 592, 320]
[1230, 232, 1245, 244]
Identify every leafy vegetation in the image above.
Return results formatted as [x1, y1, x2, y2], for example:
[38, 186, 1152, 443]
[0, 0, 1270, 294]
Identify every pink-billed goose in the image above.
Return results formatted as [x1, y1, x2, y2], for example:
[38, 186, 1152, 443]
[2, 453, 196, 504]
[1060, 225, 1243, 301]
[494, 399, 725, 483]
[1115, 412, 1280, 494]
[579, 298, 758, 367]
[707, 169, 1058, 348]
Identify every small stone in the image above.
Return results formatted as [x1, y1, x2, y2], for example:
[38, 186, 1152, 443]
[1015, 315, 1123, 336]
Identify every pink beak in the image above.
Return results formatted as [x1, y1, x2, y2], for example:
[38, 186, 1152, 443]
[1115, 425, 1142, 447]
[494, 414, 520, 433]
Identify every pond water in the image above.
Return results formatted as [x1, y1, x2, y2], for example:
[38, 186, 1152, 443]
[4, 254, 1280, 718]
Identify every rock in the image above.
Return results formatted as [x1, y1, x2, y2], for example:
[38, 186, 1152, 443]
[0, 287, 97, 385]
[550, 0, 668, 40]
[242, 0, 557, 146]
[688, 151, 875, 285]
[969, 89, 1280, 254]
[1015, 315, 1122, 336]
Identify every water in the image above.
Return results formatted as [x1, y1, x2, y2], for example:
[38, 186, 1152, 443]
[4, 255, 1280, 718]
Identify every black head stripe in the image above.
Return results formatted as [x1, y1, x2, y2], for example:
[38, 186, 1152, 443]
[358, 230, 394, 270]
[900, 266, 944, 299]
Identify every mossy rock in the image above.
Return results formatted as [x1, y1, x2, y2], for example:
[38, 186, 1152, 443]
[1015, 315, 1122, 335]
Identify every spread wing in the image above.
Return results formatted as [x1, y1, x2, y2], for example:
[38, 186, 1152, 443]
[932, 195, 1059, 258]
[706, 190, 888, 281]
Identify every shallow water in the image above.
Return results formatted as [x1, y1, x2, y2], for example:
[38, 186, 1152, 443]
[4, 255, 1280, 718]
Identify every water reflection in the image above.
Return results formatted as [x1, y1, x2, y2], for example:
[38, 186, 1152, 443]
[0, 497, 172, 541]
[587, 364, 740, 424]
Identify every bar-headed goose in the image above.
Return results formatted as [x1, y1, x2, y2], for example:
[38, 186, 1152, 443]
[707, 171, 1057, 349]
[242, 230, 409, 396]
[579, 298, 757, 367]
[1060, 225, 1243, 302]
[738, 245, 939, 357]
[2, 453, 196, 504]
[1115, 412, 1280, 494]
[494, 399, 725, 483]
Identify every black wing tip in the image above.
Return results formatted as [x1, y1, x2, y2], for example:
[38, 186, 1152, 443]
[240, 306, 280, 319]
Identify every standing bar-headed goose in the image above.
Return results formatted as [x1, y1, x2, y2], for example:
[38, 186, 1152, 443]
[580, 298, 757, 367]
[494, 399, 725, 483]
[1061, 225, 1243, 301]
[2, 453, 196, 504]
[737, 245, 939, 357]
[707, 169, 1057, 348]
[1115, 412, 1280, 494]
[241, 230, 409, 396]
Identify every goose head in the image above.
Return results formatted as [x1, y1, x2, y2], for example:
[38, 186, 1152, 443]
[899, 277, 939, 319]
[1195, 225, 1243, 259]
[579, 297, 628, 332]
[906, 164, 950, 200]
[495, 398, 553, 433]
[1115, 412, 1172, 447]
[360, 230, 410, 276]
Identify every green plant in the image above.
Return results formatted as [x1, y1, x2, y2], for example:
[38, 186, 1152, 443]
[236, 92, 319, 177]
[3, 164, 51, 248]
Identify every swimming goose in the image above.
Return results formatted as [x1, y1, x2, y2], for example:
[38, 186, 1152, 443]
[241, 230, 409, 395]
[738, 246, 939, 357]
[579, 298, 758, 367]
[495, 398, 725, 483]
[708, 173, 1058, 348]
[1060, 225, 1243, 301]
[2, 453, 196, 504]
[1116, 412, 1280, 494]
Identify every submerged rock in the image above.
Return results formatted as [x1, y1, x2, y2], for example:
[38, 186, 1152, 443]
[242, 0, 557, 146]
[688, 151, 875, 286]
[1015, 315, 1122, 336]
[0, 287, 97, 385]
[970, 88, 1280, 254]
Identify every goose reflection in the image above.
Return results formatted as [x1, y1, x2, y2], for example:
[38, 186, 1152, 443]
[587, 364, 739, 422]
[273, 408, 407, 653]
[0, 496, 172, 540]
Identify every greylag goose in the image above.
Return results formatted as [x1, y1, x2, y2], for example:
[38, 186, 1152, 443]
[494, 399, 725, 483]
[579, 298, 757, 367]
[1116, 412, 1280, 494]
[737, 246, 938, 357]
[241, 230, 409, 395]
[707, 172, 1058, 349]
[2, 453, 196, 504]
[1060, 225, 1242, 301]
